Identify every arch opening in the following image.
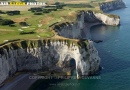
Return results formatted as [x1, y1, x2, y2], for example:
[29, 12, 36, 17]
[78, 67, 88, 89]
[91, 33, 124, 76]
[69, 58, 76, 76]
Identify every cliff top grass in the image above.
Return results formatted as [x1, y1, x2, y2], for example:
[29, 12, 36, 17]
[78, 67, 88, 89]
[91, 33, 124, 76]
[0, 0, 117, 44]
[0, 39, 89, 52]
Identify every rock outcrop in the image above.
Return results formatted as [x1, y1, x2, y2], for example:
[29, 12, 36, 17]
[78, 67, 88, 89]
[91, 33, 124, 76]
[0, 0, 125, 84]
[52, 10, 120, 39]
[94, 13, 120, 26]
[99, 0, 126, 12]
[0, 39, 100, 84]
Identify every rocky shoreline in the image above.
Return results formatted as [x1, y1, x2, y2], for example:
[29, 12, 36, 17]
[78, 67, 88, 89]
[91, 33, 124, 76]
[0, 0, 126, 90]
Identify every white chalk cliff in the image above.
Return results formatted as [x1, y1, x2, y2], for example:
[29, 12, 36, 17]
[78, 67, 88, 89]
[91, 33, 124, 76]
[53, 10, 120, 39]
[0, 0, 126, 84]
[0, 39, 100, 84]
[94, 13, 120, 26]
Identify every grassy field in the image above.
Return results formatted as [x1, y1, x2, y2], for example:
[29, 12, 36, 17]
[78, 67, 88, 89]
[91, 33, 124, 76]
[0, 10, 55, 43]
[0, 0, 109, 44]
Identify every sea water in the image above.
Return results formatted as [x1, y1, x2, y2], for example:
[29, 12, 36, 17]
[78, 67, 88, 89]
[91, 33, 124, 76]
[32, 0, 130, 90]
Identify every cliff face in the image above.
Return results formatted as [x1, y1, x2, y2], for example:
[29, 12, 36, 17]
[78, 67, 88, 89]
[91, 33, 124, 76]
[53, 10, 120, 39]
[0, 39, 100, 84]
[99, 0, 126, 12]
[52, 11, 85, 39]
[84, 11, 120, 26]
[0, 1, 124, 84]
[94, 13, 120, 26]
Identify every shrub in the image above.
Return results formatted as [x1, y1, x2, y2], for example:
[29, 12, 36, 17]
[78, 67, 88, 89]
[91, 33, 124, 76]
[29, 7, 42, 12]
[0, 19, 15, 25]
[20, 31, 35, 35]
[34, 12, 42, 15]
[0, 10, 5, 14]
[55, 2, 60, 5]
[9, 24, 16, 27]
[43, 9, 50, 13]
[19, 22, 28, 26]
[56, 5, 64, 9]
[6, 10, 20, 15]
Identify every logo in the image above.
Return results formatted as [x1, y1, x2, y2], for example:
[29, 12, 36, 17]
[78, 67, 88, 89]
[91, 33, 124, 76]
[0, 1, 46, 6]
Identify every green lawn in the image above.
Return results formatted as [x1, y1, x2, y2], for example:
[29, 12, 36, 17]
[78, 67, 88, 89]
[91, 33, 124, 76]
[0, 8, 97, 43]
[0, 0, 108, 44]
[39, 31, 54, 38]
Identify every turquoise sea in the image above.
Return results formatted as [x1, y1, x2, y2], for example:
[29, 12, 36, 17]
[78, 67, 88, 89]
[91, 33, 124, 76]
[31, 0, 130, 90]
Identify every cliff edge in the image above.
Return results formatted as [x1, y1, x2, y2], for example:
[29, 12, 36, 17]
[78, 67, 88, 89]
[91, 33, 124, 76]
[52, 10, 120, 39]
[99, 0, 126, 12]
[0, 39, 101, 83]
[0, 0, 126, 85]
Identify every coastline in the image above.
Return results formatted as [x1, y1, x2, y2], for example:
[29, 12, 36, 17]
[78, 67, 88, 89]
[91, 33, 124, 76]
[0, 22, 102, 90]
[0, 0, 126, 89]
[82, 22, 102, 39]
[0, 74, 37, 90]
[0, 18, 118, 90]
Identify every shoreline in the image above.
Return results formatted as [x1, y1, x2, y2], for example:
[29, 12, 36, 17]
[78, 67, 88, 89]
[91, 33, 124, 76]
[0, 74, 37, 90]
[0, 22, 104, 90]
[82, 22, 102, 39]
[0, 0, 126, 89]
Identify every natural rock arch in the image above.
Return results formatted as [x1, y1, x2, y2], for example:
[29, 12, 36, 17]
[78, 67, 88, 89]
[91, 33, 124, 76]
[0, 38, 100, 84]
